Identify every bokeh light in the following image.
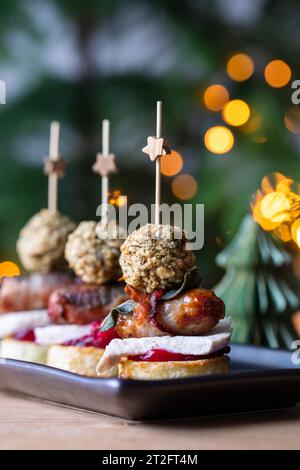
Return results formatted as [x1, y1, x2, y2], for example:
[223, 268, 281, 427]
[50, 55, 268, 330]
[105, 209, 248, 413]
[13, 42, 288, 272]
[292, 311, 300, 336]
[284, 107, 300, 134]
[241, 113, 262, 133]
[276, 178, 294, 194]
[172, 174, 197, 200]
[252, 173, 300, 239]
[203, 84, 229, 111]
[226, 53, 254, 82]
[252, 191, 281, 231]
[109, 190, 127, 207]
[260, 192, 291, 223]
[222, 99, 250, 126]
[264, 60, 291, 88]
[291, 218, 300, 247]
[261, 172, 287, 194]
[252, 135, 268, 144]
[204, 126, 234, 154]
[0, 261, 21, 278]
[292, 253, 300, 279]
[274, 224, 292, 242]
[160, 150, 183, 176]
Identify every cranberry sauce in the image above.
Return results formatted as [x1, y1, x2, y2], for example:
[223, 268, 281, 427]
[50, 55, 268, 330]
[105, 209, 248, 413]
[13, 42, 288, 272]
[128, 346, 231, 362]
[64, 321, 119, 348]
[12, 329, 36, 342]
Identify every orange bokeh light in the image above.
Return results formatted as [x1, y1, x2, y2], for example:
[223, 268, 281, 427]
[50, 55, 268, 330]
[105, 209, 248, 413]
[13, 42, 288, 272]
[222, 99, 250, 126]
[172, 174, 198, 200]
[274, 224, 292, 242]
[204, 126, 234, 154]
[160, 150, 183, 177]
[292, 311, 300, 335]
[284, 107, 300, 134]
[203, 84, 229, 111]
[264, 60, 291, 88]
[0, 261, 21, 279]
[226, 53, 254, 82]
[109, 190, 127, 207]
[261, 172, 287, 194]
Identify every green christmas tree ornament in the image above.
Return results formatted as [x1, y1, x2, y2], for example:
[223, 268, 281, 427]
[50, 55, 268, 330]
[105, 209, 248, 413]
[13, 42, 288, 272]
[214, 214, 300, 348]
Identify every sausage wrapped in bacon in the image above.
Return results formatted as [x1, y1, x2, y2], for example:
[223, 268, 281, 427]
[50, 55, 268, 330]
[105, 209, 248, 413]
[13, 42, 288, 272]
[48, 283, 128, 325]
[114, 286, 225, 338]
[0, 272, 74, 314]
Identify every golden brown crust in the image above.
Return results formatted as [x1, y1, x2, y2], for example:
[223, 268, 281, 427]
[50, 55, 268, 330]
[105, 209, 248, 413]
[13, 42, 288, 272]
[118, 356, 229, 380]
[65, 221, 123, 284]
[17, 209, 76, 273]
[46, 345, 104, 377]
[120, 224, 196, 293]
[0, 338, 48, 364]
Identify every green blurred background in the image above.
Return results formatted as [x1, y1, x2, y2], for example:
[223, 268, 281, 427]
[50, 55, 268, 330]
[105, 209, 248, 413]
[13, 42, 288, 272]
[0, 0, 300, 287]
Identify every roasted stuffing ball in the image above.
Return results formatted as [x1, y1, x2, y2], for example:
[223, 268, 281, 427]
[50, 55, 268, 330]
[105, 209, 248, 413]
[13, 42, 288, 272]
[65, 220, 124, 284]
[17, 209, 76, 273]
[120, 224, 196, 293]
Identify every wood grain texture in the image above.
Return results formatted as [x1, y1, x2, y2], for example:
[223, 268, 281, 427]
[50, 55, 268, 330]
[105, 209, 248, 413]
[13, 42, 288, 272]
[0, 392, 299, 450]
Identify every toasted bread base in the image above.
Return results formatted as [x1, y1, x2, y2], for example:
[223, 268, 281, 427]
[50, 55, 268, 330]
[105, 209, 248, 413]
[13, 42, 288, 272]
[118, 356, 229, 380]
[46, 345, 105, 377]
[0, 338, 48, 364]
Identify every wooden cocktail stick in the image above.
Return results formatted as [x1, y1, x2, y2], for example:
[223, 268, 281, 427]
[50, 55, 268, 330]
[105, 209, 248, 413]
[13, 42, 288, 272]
[155, 102, 162, 225]
[48, 121, 60, 213]
[102, 119, 110, 219]
[92, 119, 118, 224]
[142, 101, 171, 226]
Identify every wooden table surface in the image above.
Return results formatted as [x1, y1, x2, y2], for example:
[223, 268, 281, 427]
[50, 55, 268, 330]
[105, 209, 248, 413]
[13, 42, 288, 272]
[0, 392, 299, 450]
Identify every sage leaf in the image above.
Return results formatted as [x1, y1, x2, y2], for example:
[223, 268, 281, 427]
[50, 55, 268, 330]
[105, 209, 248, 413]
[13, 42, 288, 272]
[161, 266, 202, 301]
[100, 299, 136, 331]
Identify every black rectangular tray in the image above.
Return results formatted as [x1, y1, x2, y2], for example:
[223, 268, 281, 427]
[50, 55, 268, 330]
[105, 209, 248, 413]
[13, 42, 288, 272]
[0, 344, 299, 421]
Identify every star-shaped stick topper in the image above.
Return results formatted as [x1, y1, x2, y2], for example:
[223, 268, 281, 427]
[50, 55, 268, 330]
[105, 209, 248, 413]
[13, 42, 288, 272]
[142, 101, 171, 226]
[142, 136, 171, 161]
[92, 152, 118, 177]
[44, 157, 67, 178]
[93, 119, 118, 225]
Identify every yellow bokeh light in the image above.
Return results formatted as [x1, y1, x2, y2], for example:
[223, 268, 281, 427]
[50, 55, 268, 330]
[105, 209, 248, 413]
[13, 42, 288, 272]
[264, 60, 291, 88]
[284, 107, 300, 134]
[160, 150, 183, 177]
[203, 84, 229, 111]
[117, 195, 127, 207]
[172, 174, 198, 200]
[204, 126, 234, 154]
[261, 172, 286, 194]
[241, 113, 262, 133]
[260, 192, 291, 223]
[222, 99, 251, 126]
[226, 53, 255, 82]
[0, 261, 21, 279]
[109, 190, 127, 207]
[252, 192, 281, 231]
[276, 178, 294, 194]
[253, 135, 268, 144]
[292, 219, 300, 247]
